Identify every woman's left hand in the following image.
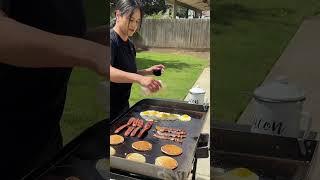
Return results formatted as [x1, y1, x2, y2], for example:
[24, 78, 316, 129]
[146, 64, 165, 75]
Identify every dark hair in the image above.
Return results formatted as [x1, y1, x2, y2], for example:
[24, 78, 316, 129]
[112, 0, 143, 31]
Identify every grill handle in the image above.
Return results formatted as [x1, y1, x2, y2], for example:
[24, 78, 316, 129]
[197, 133, 209, 147]
[195, 133, 209, 158]
[195, 147, 209, 159]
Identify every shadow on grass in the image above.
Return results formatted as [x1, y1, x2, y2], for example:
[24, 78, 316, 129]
[213, 3, 258, 26]
[213, 2, 296, 31]
[314, 10, 320, 16]
[136, 57, 201, 70]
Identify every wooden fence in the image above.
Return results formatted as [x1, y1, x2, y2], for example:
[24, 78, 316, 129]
[136, 19, 210, 49]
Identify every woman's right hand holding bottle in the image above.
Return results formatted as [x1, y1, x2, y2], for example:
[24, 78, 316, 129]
[138, 76, 162, 94]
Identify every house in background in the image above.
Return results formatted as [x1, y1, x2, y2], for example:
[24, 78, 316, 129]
[166, 0, 210, 19]
[202, 10, 210, 19]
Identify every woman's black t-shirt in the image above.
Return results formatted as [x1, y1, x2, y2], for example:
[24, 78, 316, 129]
[110, 29, 137, 119]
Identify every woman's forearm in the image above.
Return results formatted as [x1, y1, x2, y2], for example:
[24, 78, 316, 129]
[110, 65, 142, 84]
[137, 69, 149, 76]
[0, 15, 107, 76]
[85, 25, 108, 46]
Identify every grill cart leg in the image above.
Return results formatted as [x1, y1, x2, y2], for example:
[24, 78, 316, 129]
[192, 157, 198, 180]
[192, 133, 209, 180]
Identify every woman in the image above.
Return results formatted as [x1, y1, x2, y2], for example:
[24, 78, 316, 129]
[110, 0, 164, 120]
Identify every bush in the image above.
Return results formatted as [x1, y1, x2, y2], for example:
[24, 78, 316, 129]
[145, 10, 170, 19]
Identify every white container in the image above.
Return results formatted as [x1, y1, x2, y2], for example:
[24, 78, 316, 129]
[188, 86, 206, 105]
[250, 79, 312, 138]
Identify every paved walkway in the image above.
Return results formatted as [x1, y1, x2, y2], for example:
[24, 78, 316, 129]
[184, 67, 211, 180]
[237, 16, 320, 180]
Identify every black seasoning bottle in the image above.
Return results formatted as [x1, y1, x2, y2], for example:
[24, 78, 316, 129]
[153, 69, 162, 76]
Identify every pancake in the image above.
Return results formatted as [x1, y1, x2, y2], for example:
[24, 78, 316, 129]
[126, 153, 146, 163]
[110, 146, 116, 156]
[110, 134, 124, 145]
[132, 141, 152, 151]
[161, 144, 183, 156]
[155, 156, 178, 170]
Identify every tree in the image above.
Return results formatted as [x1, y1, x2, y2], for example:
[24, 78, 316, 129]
[141, 0, 168, 15]
[176, 6, 188, 18]
[110, 0, 168, 16]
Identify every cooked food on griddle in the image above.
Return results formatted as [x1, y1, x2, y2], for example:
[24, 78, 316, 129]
[110, 146, 116, 156]
[114, 117, 153, 140]
[138, 121, 153, 138]
[153, 126, 187, 143]
[161, 144, 183, 156]
[112, 118, 141, 137]
[179, 114, 191, 121]
[132, 141, 152, 151]
[124, 126, 136, 137]
[130, 119, 144, 137]
[110, 134, 124, 145]
[155, 126, 187, 135]
[155, 156, 178, 170]
[123, 119, 141, 137]
[155, 112, 171, 120]
[126, 153, 146, 163]
[156, 130, 187, 138]
[140, 110, 159, 119]
[114, 117, 136, 134]
[153, 134, 184, 143]
[140, 110, 190, 121]
[170, 114, 181, 120]
[222, 168, 259, 180]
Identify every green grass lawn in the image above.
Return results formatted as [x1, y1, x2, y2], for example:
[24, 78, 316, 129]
[61, 69, 106, 144]
[60, 1, 107, 144]
[212, 0, 320, 122]
[130, 51, 208, 105]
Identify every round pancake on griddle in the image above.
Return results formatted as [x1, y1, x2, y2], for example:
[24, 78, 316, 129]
[155, 156, 178, 170]
[132, 141, 152, 151]
[110, 146, 116, 156]
[126, 153, 146, 163]
[110, 134, 124, 145]
[161, 144, 183, 156]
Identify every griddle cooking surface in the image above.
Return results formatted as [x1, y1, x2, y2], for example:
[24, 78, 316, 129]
[110, 99, 207, 174]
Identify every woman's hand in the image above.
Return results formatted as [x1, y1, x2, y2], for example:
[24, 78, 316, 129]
[138, 76, 162, 92]
[143, 64, 165, 76]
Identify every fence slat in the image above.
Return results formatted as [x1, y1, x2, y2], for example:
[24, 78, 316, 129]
[138, 19, 210, 49]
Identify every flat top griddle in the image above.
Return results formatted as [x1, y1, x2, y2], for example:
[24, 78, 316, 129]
[212, 122, 319, 180]
[23, 119, 109, 180]
[110, 99, 208, 177]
